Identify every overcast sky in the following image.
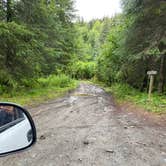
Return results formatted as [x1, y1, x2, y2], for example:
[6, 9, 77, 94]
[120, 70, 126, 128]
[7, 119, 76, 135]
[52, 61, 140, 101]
[74, 0, 122, 21]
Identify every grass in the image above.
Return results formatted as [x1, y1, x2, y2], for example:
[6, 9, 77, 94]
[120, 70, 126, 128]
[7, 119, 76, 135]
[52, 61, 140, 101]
[92, 80, 166, 114]
[0, 75, 78, 107]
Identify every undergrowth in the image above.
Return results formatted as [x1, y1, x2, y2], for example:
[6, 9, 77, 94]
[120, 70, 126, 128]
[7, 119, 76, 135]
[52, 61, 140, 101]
[0, 75, 78, 107]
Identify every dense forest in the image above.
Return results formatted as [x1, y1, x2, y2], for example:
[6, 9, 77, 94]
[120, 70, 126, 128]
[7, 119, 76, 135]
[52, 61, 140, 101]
[0, 0, 77, 93]
[0, 0, 166, 97]
[74, 0, 166, 95]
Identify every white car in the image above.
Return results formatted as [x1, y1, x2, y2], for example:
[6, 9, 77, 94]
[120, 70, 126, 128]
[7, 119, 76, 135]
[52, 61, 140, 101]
[0, 103, 36, 156]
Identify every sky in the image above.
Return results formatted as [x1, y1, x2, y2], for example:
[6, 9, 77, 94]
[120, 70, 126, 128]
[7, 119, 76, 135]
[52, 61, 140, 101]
[75, 0, 122, 21]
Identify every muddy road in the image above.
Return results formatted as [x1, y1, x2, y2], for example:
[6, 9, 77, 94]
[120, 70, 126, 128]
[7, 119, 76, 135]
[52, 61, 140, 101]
[0, 83, 166, 166]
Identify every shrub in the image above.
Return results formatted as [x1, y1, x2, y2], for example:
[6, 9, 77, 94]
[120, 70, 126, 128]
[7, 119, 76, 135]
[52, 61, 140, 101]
[38, 74, 73, 88]
[70, 61, 96, 79]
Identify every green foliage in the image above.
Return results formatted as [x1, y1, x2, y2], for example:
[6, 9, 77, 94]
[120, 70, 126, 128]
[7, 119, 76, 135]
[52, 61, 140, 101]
[15, 0, 77, 75]
[0, 74, 77, 106]
[69, 61, 96, 79]
[0, 22, 40, 90]
[38, 74, 74, 88]
[95, 1, 166, 93]
[0, 0, 77, 94]
[0, 1, 5, 21]
[96, 15, 128, 84]
[72, 17, 114, 81]
[105, 83, 166, 113]
[122, 0, 166, 55]
[119, 0, 166, 91]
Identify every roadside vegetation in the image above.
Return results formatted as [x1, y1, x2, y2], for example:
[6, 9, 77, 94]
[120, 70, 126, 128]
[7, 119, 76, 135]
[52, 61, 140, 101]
[110, 84, 166, 114]
[93, 81, 166, 113]
[0, 74, 77, 106]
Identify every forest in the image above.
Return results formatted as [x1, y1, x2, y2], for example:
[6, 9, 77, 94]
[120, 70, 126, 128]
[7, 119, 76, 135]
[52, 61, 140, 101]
[0, 0, 166, 111]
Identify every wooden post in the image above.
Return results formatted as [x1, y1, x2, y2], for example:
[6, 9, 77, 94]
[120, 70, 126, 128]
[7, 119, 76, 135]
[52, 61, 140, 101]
[147, 71, 157, 101]
[148, 75, 154, 99]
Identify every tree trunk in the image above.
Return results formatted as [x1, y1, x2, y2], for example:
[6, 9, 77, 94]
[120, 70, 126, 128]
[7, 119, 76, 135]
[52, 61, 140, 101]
[5, 0, 12, 72]
[6, 0, 12, 22]
[158, 54, 165, 94]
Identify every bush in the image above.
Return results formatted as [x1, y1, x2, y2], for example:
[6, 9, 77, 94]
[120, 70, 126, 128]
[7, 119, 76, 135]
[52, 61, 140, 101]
[109, 83, 137, 99]
[70, 61, 96, 79]
[0, 70, 18, 93]
[38, 74, 73, 88]
[0, 74, 74, 96]
[108, 83, 166, 113]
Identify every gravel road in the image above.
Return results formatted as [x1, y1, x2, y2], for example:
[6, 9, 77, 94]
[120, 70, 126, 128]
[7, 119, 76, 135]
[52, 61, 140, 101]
[0, 83, 166, 166]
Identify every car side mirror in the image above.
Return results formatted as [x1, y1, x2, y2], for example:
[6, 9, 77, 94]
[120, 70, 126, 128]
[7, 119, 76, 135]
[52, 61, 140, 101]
[0, 103, 36, 156]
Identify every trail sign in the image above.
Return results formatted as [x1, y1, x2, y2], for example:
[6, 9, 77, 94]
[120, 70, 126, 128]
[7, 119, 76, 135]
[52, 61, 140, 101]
[147, 70, 157, 100]
[147, 71, 157, 75]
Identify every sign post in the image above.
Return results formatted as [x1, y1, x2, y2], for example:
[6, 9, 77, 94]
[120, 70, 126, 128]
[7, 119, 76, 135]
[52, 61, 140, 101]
[147, 71, 157, 100]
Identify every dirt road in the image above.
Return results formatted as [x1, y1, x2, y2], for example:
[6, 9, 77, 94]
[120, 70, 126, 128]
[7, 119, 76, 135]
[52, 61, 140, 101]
[0, 83, 166, 166]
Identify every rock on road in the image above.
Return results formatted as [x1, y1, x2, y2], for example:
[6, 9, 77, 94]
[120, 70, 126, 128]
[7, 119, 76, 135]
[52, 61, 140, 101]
[0, 83, 166, 166]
